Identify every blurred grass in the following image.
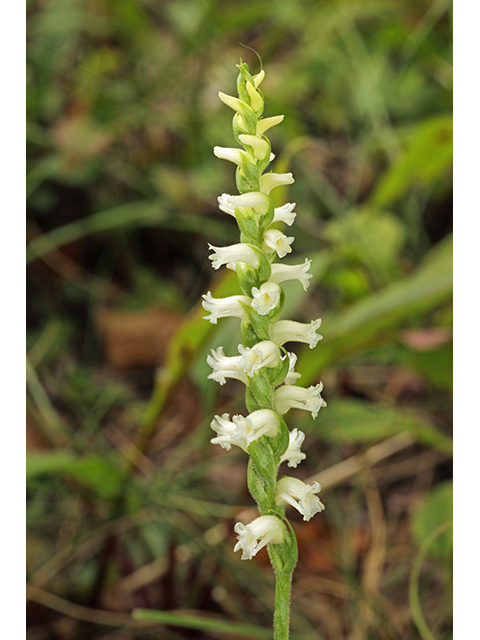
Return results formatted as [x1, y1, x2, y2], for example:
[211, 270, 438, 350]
[27, 1, 452, 639]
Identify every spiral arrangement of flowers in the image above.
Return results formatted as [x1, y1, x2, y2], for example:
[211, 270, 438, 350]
[202, 62, 326, 639]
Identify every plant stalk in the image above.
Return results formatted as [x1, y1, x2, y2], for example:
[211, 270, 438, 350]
[273, 571, 293, 640]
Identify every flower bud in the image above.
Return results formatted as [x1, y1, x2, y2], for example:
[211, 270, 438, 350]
[260, 172, 294, 195]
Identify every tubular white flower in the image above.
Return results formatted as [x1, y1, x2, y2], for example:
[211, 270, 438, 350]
[284, 351, 302, 385]
[207, 347, 248, 385]
[202, 291, 250, 324]
[270, 259, 312, 291]
[238, 340, 281, 375]
[257, 115, 284, 135]
[213, 146, 246, 166]
[280, 428, 306, 468]
[275, 477, 325, 521]
[234, 515, 285, 560]
[238, 134, 269, 161]
[232, 409, 280, 450]
[272, 202, 297, 226]
[251, 281, 282, 315]
[218, 191, 271, 217]
[210, 413, 246, 451]
[260, 172, 294, 195]
[263, 229, 295, 258]
[270, 318, 323, 349]
[208, 243, 260, 270]
[273, 383, 326, 419]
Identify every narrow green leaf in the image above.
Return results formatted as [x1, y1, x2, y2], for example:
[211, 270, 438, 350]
[132, 608, 271, 638]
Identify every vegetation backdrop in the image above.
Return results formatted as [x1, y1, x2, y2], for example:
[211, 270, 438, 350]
[26, 1, 453, 639]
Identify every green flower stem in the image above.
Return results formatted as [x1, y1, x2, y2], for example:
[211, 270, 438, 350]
[273, 571, 293, 640]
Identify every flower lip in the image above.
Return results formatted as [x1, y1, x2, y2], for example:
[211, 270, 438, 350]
[279, 428, 306, 468]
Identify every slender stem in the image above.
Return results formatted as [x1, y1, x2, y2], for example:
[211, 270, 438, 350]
[273, 571, 293, 640]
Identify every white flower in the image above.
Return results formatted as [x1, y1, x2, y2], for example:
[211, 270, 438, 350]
[275, 477, 325, 521]
[273, 202, 296, 226]
[251, 281, 282, 315]
[257, 115, 284, 135]
[260, 172, 294, 195]
[218, 192, 270, 217]
[273, 383, 326, 418]
[263, 229, 294, 258]
[231, 409, 280, 450]
[270, 318, 323, 349]
[207, 347, 248, 385]
[279, 429, 306, 468]
[284, 351, 302, 385]
[270, 259, 312, 291]
[234, 515, 285, 560]
[208, 243, 260, 270]
[238, 134, 269, 161]
[210, 413, 245, 451]
[213, 146, 246, 166]
[202, 291, 250, 324]
[238, 341, 281, 375]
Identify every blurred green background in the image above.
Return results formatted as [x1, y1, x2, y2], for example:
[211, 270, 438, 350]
[26, 1, 452, 639]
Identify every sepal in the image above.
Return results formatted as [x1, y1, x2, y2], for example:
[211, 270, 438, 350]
[239, 300, 270, 341]
[236, 256, 272, 297]
[247, 457, 271, 507]
[241, 319, 260, 349]
[248, 370, 274, 409]
[245, 386, 262, 413]
[265, 349, 290, 388]
[267, 519, 298, 575]
[218, 92, 257, 134]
